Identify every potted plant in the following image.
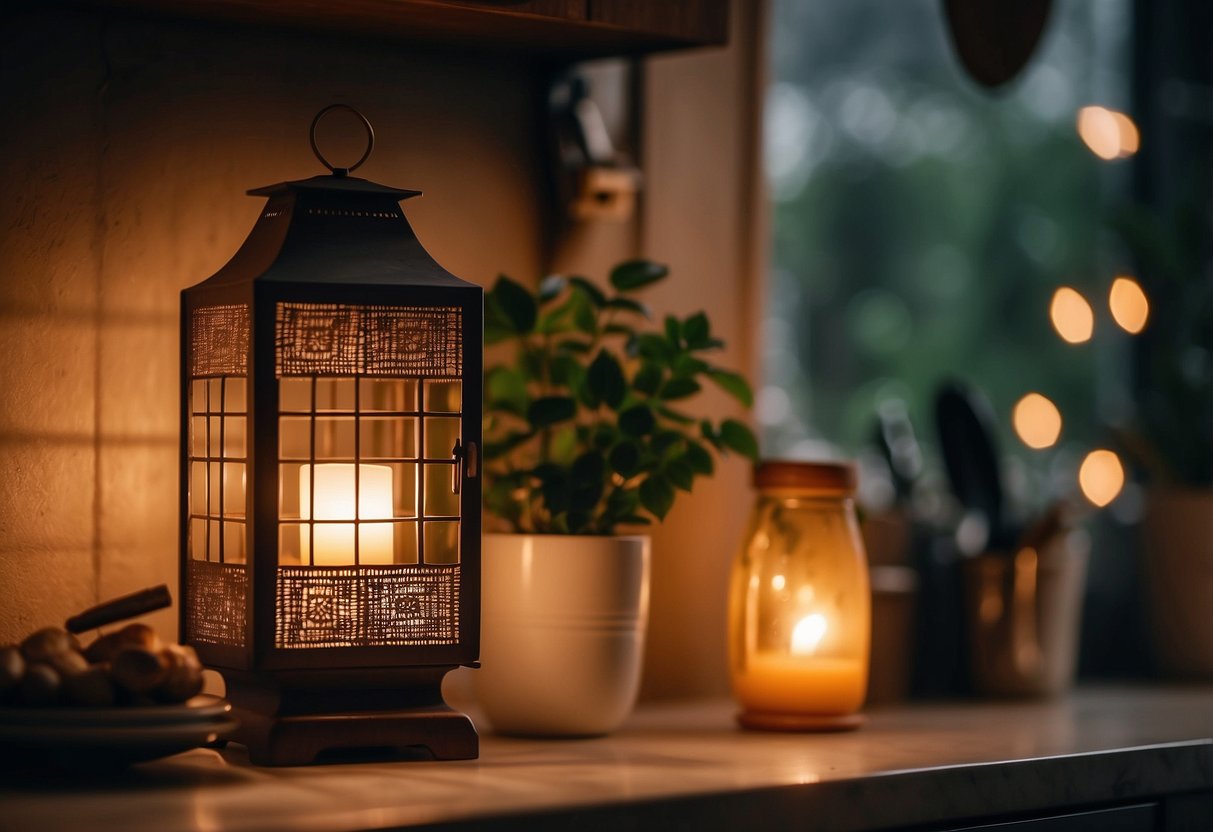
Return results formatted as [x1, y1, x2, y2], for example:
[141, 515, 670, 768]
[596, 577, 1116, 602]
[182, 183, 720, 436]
[1114, 198, 1213, 677]
[477, 259, 757, 735]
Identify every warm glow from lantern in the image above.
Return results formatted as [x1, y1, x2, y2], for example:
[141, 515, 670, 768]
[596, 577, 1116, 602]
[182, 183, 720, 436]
[1078, 450, 1124, 508]
[1077, 106, 1139, 160]
[1109, 276, 1149, 334]
[301, 463, 394, 565]
[1013, 393, 1063, 449]
[1050, 287, 1094, 344]
[791, 613, 828, 656]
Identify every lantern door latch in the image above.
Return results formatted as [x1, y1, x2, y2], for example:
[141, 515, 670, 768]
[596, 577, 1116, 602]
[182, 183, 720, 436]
[451, 440, 479, 494]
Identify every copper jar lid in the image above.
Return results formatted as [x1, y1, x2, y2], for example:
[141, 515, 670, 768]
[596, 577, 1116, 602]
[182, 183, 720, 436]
[753, 460, 858, 494]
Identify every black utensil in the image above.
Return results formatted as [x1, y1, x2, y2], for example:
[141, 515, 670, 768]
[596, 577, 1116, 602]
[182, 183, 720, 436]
[934, 381, 1007, 552]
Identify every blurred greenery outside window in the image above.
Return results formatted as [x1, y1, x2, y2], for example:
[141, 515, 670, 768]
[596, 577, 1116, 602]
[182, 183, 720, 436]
[760, 0, 1132, 517]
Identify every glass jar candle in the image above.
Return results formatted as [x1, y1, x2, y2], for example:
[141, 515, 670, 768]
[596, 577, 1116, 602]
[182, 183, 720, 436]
[728, 461, 870, 731]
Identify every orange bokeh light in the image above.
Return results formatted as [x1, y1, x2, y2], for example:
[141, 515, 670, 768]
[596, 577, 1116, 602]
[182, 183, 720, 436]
[1109, 276, 1149, 334]
[1050, 287, 1094, 344]
[1077, 106, 1139, 160]
[1079, 449, 1125, 507]
[1013, 393, 1062, 450]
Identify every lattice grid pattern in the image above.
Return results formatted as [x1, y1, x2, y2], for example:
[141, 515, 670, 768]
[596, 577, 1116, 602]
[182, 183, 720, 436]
[187, 560, 248, 646]
[276, 564, 460, 648]
[190, 305, 250, 377]
[276, 303, 462, 378]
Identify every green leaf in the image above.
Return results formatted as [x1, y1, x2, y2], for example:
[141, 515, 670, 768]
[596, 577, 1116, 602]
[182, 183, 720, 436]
[605, 297, 651, 318]
[555, 338, 593, 354]
[639, 475, 675, 520]
[619, 405, 656, 436]
[548, 354, 585, 389]
[633, 363, 664, 395]
[609, 259, 669, 292]
[671, 354, 709, 377]
[665, 459, 694, 492]
[706, 369, 754, 407]
[489, 275, 537, 334]
[604, 323, 636, 338]
[592, 422, 619, 450]
[569, 276, 608, 307]
[609, 441, 643, 477]
[657, 405, 696, 425]
[549, 424, 579, 466]
[660, 377, 701, 400]
[683, 312, 710, 348]
[536, 296, 577, 334]
[572, 291, 599, 336]
[587, 350, 626, 409]
[684, 440, 714, 475]
[565, 510, 592, 534]
[664, 315, 682, 346]
[486, 366, 529, 416]
[636, 333, 673, 362]
[651, 430, 685, 458]
[570, 453, 606, 512]
[701, 420, 724, 450]
[538, 274, 567, 303]
[720, 419, 760, 460]
[527, 396, 577, 428]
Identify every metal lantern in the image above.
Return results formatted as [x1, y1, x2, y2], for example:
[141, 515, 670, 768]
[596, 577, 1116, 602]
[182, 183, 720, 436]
[180, 106, 482, 765]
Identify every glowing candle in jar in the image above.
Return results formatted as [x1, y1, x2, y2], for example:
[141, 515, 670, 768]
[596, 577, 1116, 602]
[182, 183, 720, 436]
[301, 463, 394, 565]
[728, 461, 871, 730]
[732, 610, 867, 716]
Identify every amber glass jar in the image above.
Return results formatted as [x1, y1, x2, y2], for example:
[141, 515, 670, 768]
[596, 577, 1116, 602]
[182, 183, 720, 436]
[728, 461, 870, 731]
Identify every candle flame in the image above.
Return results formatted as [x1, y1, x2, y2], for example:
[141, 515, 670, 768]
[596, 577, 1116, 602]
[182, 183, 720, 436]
[791, 613, 828, 656]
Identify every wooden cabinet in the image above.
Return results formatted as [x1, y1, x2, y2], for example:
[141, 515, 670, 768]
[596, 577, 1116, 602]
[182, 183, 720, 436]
[84, 0, 728, 57]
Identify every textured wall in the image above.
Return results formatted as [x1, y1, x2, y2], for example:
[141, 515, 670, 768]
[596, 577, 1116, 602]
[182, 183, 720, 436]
[0, 9, 545, 641]
[0, 3, 764, 702]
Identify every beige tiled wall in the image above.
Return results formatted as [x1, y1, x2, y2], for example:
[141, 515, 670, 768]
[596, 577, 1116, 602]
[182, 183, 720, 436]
[0, 10, 545, 642]
[0, 2, 765, 701]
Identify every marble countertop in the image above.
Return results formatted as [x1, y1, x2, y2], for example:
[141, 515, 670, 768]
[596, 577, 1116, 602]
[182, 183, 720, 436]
[4, 686, 1212, 832]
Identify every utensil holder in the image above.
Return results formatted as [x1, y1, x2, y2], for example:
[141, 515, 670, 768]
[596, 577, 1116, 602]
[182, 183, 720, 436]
[963, 533, 1088, 697]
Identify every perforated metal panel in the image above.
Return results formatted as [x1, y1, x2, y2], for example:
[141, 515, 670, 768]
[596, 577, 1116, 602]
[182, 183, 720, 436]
[276, 303, 462, 378]
[275, 564, 459, 648]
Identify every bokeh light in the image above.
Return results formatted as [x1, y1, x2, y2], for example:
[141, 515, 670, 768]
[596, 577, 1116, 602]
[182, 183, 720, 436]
[1079, 449, 1125, 507]
[1013, 393, 1063, 449]
[1109, 276, 1149, 334]
[1050, 287, 1095, 343]
[1077, 106, 1139, 160]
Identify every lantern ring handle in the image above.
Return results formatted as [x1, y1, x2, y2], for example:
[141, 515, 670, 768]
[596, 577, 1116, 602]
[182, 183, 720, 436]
[310, 104, 375, 176]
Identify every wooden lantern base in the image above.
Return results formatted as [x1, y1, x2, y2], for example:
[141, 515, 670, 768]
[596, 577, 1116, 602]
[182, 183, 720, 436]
[222, 666, 477, 766]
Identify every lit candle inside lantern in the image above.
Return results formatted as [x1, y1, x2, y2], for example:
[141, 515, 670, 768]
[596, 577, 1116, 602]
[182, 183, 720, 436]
[732, 610, 867, 716]
[300, 463, 394, 565]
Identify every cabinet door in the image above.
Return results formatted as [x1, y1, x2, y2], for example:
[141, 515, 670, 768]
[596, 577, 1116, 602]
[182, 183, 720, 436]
[589, 0, 728, 45]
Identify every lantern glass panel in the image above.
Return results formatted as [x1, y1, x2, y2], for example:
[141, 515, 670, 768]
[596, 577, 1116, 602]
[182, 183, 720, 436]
[224, 520, 247, 564]
[359, 378, 417, 412]
[424, 465, 459, 517]
[280, 378, 313, 412]
[362, 417, 417, 459]
[424, 417, 460, 460]
[423, 521, 460, 564]
[224, 416, 246, 458]
[315, 377, 356, 411]
[424, 380, 462, 413]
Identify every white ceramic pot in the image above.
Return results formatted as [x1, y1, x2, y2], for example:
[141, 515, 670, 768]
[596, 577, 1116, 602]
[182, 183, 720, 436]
[476, 533, 650, 737]
[1143, 488, 1213, 677]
